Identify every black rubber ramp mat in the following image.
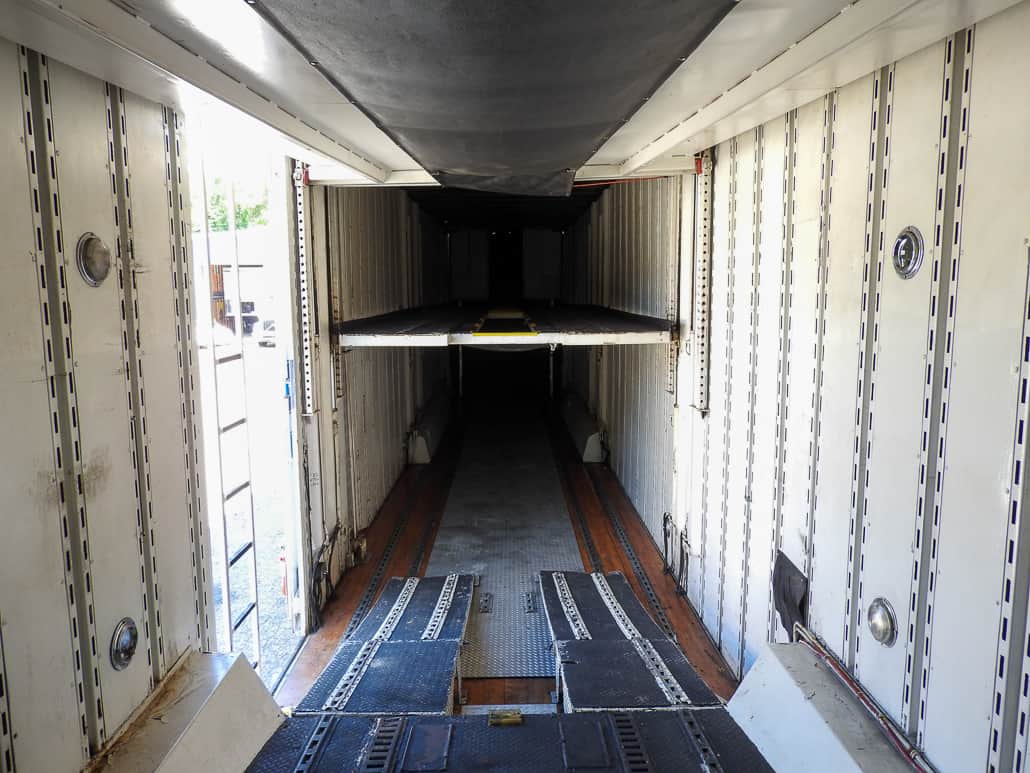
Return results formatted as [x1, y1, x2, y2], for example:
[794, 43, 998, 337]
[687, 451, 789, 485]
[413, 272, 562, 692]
[557, 638, 719, 710]
[248, 711, 771, 772]
[540, 570, 667, 642]
[347, 574, 474, 643]
[296, 638, 461, 715]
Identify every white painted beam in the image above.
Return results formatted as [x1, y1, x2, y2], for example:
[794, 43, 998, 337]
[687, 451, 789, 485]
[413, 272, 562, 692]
[1, 0, 395, 181]
[620, 0, 1022, 176]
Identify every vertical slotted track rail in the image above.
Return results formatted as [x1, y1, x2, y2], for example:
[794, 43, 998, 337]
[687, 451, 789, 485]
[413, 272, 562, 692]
[20, 47, 105, 753]
[107, 84, 164, 681]
[0, 624, 13, 773]
[804, 92, 836, 581]
[768, 110, 797, 644]
[904, 31, 972, 738]
[716, 136, 738, 650]
[844, 67, 892, 666]
[164, 108, 210, 650]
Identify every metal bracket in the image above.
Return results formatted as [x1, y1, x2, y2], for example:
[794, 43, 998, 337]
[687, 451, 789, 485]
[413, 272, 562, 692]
[421, 574, 459, 640]
[478, 592, 493, 614]
[552, 573, 591, 640]
[523, 591, 538, 614]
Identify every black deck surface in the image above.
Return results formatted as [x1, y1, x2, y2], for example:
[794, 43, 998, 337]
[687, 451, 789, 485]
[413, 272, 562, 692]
[249, 710, 770, 772]
[297, 639, 460, 715]
[334, 303, 672, 342]
[346, 575, 474, 643]
[557, 638, 719, 710]
[539, 570, 668, 641]
[250, 571, 771, 771]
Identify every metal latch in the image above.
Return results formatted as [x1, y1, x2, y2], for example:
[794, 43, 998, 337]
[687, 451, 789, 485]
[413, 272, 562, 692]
[488, 710, 523, 726]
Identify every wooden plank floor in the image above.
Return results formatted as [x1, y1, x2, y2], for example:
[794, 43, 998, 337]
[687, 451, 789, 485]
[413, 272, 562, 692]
[275, 412, 737, 709]
[274, 429, 462, 707]
[550, 424, 738, 701]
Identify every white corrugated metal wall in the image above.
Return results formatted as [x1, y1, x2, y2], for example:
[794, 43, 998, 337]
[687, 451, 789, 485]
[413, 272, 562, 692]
[0, 41, 208, 771]
[563, 177, 681, 541]
[320, 188, 448, 533]
[677, 4, 1030, 770]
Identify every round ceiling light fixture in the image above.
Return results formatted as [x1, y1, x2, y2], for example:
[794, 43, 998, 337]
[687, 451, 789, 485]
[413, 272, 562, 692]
[867, 597, 898, 647]
[110, 617, 138, 671]
[892, 226, 924, 279]
[76, 232, 112, 287]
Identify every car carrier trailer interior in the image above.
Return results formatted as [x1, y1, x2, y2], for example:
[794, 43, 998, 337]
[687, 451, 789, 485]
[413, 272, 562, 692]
[0, 1, 1029, 771]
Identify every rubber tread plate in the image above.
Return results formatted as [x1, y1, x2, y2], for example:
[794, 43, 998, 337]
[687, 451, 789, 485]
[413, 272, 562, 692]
[246, 715, 375, 773]
[539, 570, 667, 642]
[248, 712, 769, 772]
[693, 706, 775, 772]
[297, 639, 459, 715]
[557, 638, 719, 710]
[348, 575, 474, 643]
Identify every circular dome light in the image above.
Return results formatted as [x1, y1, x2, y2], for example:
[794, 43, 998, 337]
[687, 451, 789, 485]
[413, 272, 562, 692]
[110, 617, 138, 671]
[867, 597, 898, 647]
[892, 226, 924, 279]
[76, 232, 112, 287]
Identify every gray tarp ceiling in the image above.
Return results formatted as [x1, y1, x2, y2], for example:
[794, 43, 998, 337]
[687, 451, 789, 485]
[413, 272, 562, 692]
[252, 1, 733, 196]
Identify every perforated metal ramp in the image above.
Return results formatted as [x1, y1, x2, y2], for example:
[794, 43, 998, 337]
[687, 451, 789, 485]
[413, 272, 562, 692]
[425, 419, 583, 677]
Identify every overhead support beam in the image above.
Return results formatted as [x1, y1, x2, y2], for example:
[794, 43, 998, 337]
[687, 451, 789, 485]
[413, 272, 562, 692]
[1, 0, 393, 181]
[574, 164, 696, 182]
[306, 163, 438, 187]
[620, 0, 1022, 176]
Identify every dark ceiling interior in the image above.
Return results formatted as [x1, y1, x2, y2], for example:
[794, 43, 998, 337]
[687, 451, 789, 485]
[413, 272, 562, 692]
[252, 1, 732, 196]
[406, 185, 607, 231]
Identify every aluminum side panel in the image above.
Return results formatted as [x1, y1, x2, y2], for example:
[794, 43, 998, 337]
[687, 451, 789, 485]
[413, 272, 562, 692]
[808, 74, 876, 662]
[123, 92, 199, 669]
[48, 59, 152, 731]
[0, 39, 86, 772]
[853, 41, 946, 722]
[921, 12, 1030, 769]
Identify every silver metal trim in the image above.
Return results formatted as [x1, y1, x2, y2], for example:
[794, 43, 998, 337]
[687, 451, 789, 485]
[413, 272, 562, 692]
[590, 573, 641, 640]
[630, 637, 690, 706]
[372, 578, 419, 642]
[421, 574, 458, 641]
[322, 639, 380, 711]
[552, 573, 592, 641]
[892, 226, 925, 279]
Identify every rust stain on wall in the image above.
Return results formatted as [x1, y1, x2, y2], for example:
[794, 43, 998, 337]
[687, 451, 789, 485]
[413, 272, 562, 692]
[80, 448, 111, 499]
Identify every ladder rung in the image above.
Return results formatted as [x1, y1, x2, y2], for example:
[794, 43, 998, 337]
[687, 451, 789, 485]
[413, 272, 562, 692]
[232, 601, 257, 632]
[228, 541, 254, 567]
[220, 417, 247, 434]
[224, 481, 250, 501]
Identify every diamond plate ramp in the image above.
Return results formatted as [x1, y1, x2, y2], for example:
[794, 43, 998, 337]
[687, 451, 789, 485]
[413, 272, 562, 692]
[425, 418, 583, 677]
